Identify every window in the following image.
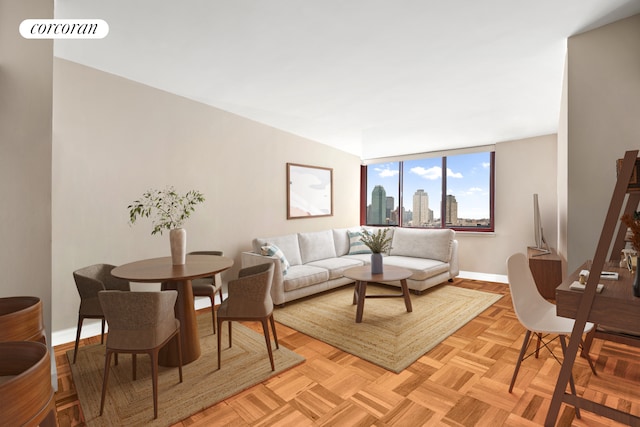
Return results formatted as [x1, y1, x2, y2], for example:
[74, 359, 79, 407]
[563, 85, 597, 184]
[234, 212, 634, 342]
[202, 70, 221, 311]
[364, 151, 494, 231]
[365, 162, 399, 225]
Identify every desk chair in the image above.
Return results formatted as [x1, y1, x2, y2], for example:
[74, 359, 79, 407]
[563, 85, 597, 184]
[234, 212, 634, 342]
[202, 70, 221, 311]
[506, 253, 596, 417]
[217, 263, 279, 371]
[72, 264, 130, 363]
[98, 290, 183, 420]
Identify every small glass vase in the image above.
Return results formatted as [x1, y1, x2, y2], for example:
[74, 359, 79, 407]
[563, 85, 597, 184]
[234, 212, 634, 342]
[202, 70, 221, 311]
[371, 253, 383, 274]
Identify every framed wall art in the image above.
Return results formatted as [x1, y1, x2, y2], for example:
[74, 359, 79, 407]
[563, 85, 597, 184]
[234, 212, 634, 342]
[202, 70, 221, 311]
[287, 163, 333, 219]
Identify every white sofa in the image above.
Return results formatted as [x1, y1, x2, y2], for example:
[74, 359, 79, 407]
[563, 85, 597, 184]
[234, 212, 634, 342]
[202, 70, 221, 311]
[241, 227, 459, 306]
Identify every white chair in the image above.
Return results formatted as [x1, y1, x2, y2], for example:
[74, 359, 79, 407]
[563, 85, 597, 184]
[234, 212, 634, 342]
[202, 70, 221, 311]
[506, 253, 596, 414]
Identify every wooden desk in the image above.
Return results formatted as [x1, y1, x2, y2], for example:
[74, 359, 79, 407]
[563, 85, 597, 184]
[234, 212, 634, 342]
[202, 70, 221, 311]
[551, 263, 640, 425]
[528, 247, 562, 300]
[343, 265, 412, 323]
[556, 265, 639, 332]
[112, 255, 233, 366]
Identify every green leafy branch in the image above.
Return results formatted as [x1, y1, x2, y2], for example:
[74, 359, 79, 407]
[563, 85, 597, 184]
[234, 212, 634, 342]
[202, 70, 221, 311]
[128, 187, 205, 235]
[360, 228, 393, 254]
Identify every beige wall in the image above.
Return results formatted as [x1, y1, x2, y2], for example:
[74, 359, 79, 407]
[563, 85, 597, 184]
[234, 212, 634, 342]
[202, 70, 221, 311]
[52, 59, 361, 336]
[0, 1, 53, 344]
[457, 135, 558, 277]
[49, 14, 640, 342]
[566, 14, 640, 272]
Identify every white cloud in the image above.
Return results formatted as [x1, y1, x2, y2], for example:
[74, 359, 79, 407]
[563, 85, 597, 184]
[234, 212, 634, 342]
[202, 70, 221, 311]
[410, 166, 441, 180]
[446, 168, 463, 179]
[375, 166, 399, 178]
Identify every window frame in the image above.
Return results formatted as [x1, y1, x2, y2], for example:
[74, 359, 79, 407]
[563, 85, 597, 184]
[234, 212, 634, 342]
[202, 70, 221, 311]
[362, 151, 495, 232]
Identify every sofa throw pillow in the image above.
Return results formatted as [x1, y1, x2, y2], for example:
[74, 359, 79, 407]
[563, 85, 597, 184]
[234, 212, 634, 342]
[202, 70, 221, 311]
[261, 243, 290, 275]
[347, 231, 372, 255]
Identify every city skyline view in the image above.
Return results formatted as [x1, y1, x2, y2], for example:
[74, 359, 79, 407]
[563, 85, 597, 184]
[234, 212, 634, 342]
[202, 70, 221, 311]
[366, 152, 491, 225]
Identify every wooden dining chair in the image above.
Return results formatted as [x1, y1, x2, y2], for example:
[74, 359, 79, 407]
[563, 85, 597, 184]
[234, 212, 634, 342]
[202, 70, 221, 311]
[98, 290, 183, 420]
[189, 250, 224, 334]
[217, 263, 279, 371]
[72, 264, 130, 363]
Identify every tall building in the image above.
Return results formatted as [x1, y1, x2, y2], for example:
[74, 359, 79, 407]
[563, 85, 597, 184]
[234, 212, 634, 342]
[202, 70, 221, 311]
[370, 185, 386, 224]
[386, 196, 395, 224]
[446, 194, 458, 225]
[412, 189, 429, 226]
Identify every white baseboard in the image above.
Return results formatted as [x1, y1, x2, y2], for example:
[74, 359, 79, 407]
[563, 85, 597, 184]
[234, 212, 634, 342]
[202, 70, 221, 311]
[458, 270, 508, 284]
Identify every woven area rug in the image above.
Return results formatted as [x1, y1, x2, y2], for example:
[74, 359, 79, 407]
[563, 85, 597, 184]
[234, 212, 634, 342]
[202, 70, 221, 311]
[273, 283, 502, 373]
[68, 314, 304, 426]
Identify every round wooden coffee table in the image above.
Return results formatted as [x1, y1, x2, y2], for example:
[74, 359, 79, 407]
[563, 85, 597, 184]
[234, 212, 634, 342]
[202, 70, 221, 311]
[343, 265, 413, 323]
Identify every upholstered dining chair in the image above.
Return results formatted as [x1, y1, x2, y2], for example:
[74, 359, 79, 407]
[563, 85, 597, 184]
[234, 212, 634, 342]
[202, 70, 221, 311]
[506, 253, 596, 417]
[217, 263, 279, 371]
[98, 290, 183, 420]
[189, 250, 224, 334]
[72, 263, 130, 364]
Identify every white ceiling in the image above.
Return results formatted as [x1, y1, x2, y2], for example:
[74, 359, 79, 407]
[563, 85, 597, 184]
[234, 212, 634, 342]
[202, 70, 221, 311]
[54, 1, 640, 159]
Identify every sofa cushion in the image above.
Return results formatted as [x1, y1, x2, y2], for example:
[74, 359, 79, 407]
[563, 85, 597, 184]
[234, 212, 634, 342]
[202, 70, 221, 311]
[253, 234, 302, 266]
[332, 227, 362, 256]
[384, 256, 450, 281]
[389, 228, 453, 262]
[283, 265, 330, 292]
[298, 230, 337, 264]
[342, 253, 375, 264]
[260, 243, 290, 275]
[306, 257, 364, 280]
[347, 231, 372, 255]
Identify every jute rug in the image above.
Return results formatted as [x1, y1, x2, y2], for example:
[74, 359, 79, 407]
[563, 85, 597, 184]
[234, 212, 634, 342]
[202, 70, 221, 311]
[273, 283, 502, 373]
[68, 313, 305, 426]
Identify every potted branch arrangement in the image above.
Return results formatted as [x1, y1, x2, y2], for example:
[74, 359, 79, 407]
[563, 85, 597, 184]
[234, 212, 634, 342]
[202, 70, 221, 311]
[128, 187, 205, 265]
[621, 210, 640, 297]
[360, 228, 393, 274]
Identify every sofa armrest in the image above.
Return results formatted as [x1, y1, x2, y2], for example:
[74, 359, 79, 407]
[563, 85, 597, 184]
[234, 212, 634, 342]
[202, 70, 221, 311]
[449, 240, 460, 278]
[241, 251, 285, 305]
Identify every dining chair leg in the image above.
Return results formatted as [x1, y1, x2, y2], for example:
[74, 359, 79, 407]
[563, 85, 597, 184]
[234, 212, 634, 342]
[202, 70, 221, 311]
[176, 330, 183, 383]
[100, 318, 106, 344]
[535, 333, 542, 358]
[261, 318, 275, 371]
[509, 329, 532, 393]
[132, 354, 137, 380]
[150, 350, 159, 420]
[99, 350, 113, 416]
[269, 314, 279, 350]
[73, 315, 84, 364]
[217, 319, 223, 370]
[209, 295, 216, 334]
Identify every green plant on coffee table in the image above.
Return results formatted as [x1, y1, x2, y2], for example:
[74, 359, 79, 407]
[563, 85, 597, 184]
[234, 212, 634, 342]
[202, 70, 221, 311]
[128, 187, 205, 235]
[360, 228, 392, 254]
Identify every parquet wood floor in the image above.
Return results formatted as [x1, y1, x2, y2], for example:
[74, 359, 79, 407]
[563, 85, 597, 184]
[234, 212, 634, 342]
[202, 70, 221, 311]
[53, 278, 640, 426]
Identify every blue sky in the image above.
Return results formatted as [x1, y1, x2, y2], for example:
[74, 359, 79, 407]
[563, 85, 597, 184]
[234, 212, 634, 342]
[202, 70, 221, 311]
[367, 152, 491, 219]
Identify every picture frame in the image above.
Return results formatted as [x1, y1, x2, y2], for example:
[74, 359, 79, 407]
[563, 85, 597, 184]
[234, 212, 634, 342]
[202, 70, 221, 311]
[287, 163, 333, 219]
[617, 157, 640, 192]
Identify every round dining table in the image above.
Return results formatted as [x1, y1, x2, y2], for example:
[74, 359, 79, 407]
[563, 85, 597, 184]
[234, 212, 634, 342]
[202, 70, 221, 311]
[111, 254, 234, 366]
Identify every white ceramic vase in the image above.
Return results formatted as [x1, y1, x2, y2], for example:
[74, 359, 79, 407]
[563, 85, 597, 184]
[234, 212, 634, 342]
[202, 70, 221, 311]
[170, 228, 187, 265]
